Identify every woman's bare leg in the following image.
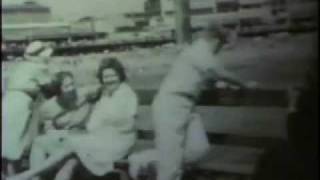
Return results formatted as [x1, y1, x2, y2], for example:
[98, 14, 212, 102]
[29, 139, 48, 180]
[7, 149, 73, 180]
[54, 158, 78, 180]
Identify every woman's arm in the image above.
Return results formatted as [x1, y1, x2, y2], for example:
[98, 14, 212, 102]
[38, 102, 58, 133]
[62, 86, 102, 129]
[113, 90, 139, 133]
[65, 104, 94, 130]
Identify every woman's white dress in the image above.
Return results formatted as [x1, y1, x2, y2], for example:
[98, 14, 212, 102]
[29, 87, 93, 168]
[67, 83, 138, 176]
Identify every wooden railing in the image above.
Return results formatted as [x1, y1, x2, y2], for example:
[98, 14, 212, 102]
[124, 87, 289, 179]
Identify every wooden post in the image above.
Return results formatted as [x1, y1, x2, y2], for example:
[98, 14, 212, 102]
[174, 0, 191, 44]
[67, 26, 72, 43]
[89, 19, 97, 40]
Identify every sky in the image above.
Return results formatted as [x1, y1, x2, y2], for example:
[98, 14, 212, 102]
[2, 0, 146, 21]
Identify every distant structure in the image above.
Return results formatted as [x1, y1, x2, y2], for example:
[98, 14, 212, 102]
[2, 1, 106, 43]
[2, 1, 60, 41]
[157, 0, 317, 32]
[2, 1, 52, 24]
[121, 0, 162, 29]
[160, 0, 216, 27]
[145, 0, 162, 17]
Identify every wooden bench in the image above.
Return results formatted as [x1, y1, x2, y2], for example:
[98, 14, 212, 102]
[124, 87, 289, 179]
[2, 87, 289, 180]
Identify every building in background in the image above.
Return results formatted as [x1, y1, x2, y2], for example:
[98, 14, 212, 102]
[121, 0, 162, 29]
[2, 1, 69, 41]
[160, 0, 217, 28]
[159, 0, 317, 32]
[145, 0, 162, 17]
[2, 0, 317, 44]
[215, 0, 238, 13]
[2, 1, 107, 43]
[286, 0, 318, 27]
[2, 1, 51, 24]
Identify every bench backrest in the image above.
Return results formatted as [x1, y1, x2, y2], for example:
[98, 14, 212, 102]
[134, 88, 288, 148]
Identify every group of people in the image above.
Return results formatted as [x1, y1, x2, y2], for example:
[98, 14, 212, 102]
[2, 41, 139, 180]
[2, 22, 250, 180]
[4, 21, 315, 180]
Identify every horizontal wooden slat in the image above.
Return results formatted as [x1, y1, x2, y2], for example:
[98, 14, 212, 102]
[136, 129, 285, 148]
[198, 145, 263, 175]
[136, 88, 288, 107]
[136, 106, 287, 139]
[131, 140, 155, 153]
[130, 140, 264, 175]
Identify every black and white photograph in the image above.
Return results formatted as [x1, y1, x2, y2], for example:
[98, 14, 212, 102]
[1, 0, 318, 180]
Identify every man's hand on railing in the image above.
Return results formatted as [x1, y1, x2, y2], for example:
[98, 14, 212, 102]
[215, 80, 259, 90]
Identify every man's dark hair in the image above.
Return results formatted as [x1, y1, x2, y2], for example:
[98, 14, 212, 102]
[53, 71, 74, 96]
[96, 57, 126, 84]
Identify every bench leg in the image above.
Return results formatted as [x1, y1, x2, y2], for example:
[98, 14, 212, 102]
[211, 174, 251, 180]
[236, 175, 251, 180]
[107, 169, 130, 180]
[114, 161, 132, 180]
[54, 158, 78, 180]
[7, 162, 16, 176]
[135, 163, 157, 180]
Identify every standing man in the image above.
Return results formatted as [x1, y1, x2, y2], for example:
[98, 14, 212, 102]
[2, 41, 55, 175]
[152, 22, 257, 180]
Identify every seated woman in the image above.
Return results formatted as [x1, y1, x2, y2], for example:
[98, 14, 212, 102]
[69, 57, 138, 179]
[8, 57, 139, 180]
[29, 71, 95, 180]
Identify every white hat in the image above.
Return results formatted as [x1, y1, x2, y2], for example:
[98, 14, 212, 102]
[24, 41, 53, 59]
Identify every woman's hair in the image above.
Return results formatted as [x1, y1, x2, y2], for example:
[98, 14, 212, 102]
[96, 57, 126, 84]
[53, 71, 74, 96]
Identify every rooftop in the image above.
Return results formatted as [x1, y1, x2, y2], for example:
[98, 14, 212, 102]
[3, 1, 50, 14]
[239, 0, 268, 5]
